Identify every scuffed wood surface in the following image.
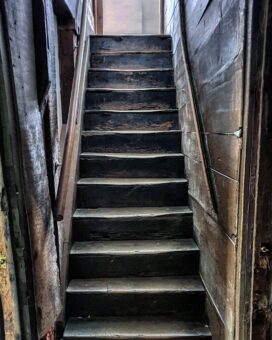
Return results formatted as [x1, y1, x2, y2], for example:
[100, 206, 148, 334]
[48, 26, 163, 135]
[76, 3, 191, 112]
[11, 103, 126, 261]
[3, 0, 61, 337]
[192, 199, 236, 339]
[206, 297, 227, 340]
[0, 160, 21, 340]
[250, 2, 272, 338]
[206, 135, 241, 180]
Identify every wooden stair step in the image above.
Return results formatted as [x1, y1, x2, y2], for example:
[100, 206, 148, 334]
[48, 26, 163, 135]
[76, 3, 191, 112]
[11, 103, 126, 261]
[81, 130, 182, 153]
[88, 69, 174, 89]
[79, 152, 184, 178]
[83, 109, 179, 131]
[85, 88, 177, 110]
[64, 317, 211, 339]
[90, 52, 173, 70]
[73, 206, 193, 241]
[90, 35, 172, 53]
[69, 239, 199, 278]
[76, 178, 188, 208]
[66, 277, 206, 318]
[73, 206, 193, 218]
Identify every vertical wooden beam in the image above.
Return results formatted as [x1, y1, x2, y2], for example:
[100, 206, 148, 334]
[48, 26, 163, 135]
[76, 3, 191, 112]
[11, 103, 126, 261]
[0, 8, 37, 339]
[236, 0, 272, 339]
[160, 0, 165, 34]
[93, 0, 103, 34]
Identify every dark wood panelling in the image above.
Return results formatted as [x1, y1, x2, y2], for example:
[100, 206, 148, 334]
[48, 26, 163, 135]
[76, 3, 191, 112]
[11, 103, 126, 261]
[58, 27, 76, 123]
[185, 0, 242, 60]
[207, 134, 241, 180]
[185, 158, 213, 215]
[182, 132, 200, 162]
[206, 297, 226, 339]
[192, 199, 236, 338]
[197, 65, 243, 133]
[212, 170, 238, 237]
[165, 0, 245, 337]
[186, 157, 238, 238]
[186, 1, 244, 133]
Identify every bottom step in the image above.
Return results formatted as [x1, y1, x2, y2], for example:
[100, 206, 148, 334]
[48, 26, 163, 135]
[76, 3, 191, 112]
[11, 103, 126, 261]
[64, 317, 211, 339]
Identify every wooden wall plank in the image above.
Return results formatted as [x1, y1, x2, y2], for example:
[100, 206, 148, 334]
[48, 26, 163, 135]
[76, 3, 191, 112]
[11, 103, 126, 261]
[206, 297, 226, 339]
[164, 0, 246, 338]
[212, 170, 239, 237]
[207, 135, 241, 180]
[197, 65, 243, 133]
[192, 199, 236, 338]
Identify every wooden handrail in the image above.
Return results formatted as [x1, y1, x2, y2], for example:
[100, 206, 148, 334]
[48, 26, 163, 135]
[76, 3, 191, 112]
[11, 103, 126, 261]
[179, 0, 218, 212]
[56, 0, 90, 221]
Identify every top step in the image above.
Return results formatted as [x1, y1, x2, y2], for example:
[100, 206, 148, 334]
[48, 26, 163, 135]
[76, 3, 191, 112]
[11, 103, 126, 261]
[90, 35, 172, 53]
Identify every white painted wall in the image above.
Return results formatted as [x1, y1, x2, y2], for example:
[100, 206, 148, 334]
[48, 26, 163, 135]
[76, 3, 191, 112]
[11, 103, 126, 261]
[103, 0, 160, 34]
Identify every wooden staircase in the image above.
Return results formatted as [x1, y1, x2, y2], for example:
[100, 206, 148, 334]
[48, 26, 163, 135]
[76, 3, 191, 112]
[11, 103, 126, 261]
[63, 35, 211, 339]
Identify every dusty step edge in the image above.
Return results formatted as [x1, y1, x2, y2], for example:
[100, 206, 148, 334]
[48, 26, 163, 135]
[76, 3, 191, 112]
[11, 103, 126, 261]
[84, 109, 179, 113]
[89, 68, 174, 72]
[80, 152, 184, 159]
[73, 206, 192, 219]
[91, 51, 173, 55]
[64, 317, 211, 339]
[70, 239, 199, 256]
[77, 178, 188, 185]
[91, 34, 172, 37]
[66, 276, 205, 294]
[81, 130, 181, 135]
[86, 87, 176, 92]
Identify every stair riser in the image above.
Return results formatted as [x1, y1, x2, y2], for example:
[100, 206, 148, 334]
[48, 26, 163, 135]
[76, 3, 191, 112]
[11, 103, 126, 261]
[81, 133, 182, 153]
[77, 182, 188, 208]
[90, 36, 172, 53]
[73, 214, 193, 241]
[84, 112, 179, 131]
[85, 90, 177, 110]
[70, 251, 199, 278]
[88, 70, 174, 89]
[90, 54, 173, 70]
[80, 156, 184, 178]
[66, 293, 206, 319]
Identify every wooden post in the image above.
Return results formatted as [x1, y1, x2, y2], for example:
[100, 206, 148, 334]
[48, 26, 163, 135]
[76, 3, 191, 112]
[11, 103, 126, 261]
[93, 0, 103, 34]
[160, 0, 165, 34]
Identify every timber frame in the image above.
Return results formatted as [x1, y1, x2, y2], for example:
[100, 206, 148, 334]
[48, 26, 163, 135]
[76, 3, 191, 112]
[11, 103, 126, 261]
[0, 6, 37, 339]
[236, 0, 272, 339]
[93, 0, 103, 34]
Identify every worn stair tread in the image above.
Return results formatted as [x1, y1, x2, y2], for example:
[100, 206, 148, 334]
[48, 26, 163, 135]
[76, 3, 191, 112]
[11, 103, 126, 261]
[73, 206, 192, 219]
[87, 87, 176, 92]
[82, 130, 181, 135]
[67, 276, 204, 294]
[89, 68, 174, 72]
[77, 178, 187, 185]
[92, 51, 172, 55]
[95, 34, 171, 36]
[70, 239, 198, 256]
[90, 35, 172, 53]
[85, 109, 178, 113]
[80, 152, 183, 159]
[64, 317, 211, 339]
[94, 34, 171, 36]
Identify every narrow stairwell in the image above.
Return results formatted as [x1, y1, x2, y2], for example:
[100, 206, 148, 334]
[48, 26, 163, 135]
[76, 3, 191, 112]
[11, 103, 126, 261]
[63, 35, 211, 339]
